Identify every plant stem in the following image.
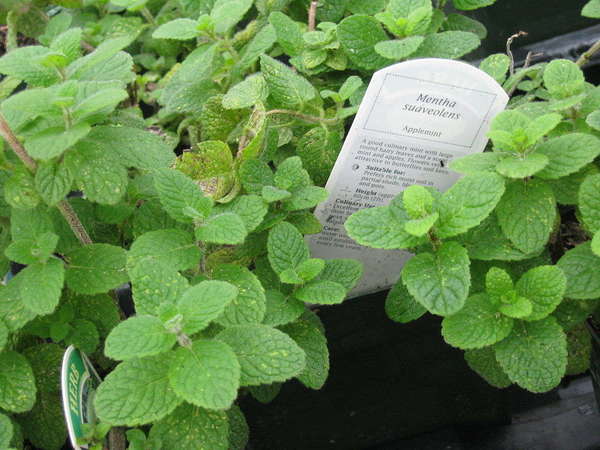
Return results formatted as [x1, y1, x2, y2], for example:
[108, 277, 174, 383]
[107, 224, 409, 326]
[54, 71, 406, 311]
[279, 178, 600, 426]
[308, 1, 318, 31]
[0, 114, 93, 246]
[577, 38, 600, 67]
[6, 11, 18, 52]
[506, 31, 528, 76]
[265, 109, 338, 125]
[108, 428, 127, 450]
[140, 7, 157, 26]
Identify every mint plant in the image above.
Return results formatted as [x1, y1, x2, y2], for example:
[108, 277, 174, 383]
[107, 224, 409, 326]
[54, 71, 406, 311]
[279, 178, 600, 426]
[0, 0, 502, 448]
[347, 50, 600, 393]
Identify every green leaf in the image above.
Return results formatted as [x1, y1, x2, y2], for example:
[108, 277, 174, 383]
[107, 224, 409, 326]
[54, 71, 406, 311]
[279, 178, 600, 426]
[65, 318, 100, 354]
[0, 351, 36, 413]
[296, 127, 341, 186]
[498, 296, 533, 319]
[262, 290, 305, 327]
[150, 404, 229, 450]
[66, 37, 135, 85]
[0, 46, 60, 87]
[295, 280, 346, 305]
[495, 153, 549, 179]
[547, 164, 599, 206]
[443, 13, 487, 39]
[25, 123, 91, 161]
[260, 55, 316, 107]
[464, 347, 511, 388]
[211, 0, 253, 34]
[5, 231, 58, 265]
[516, 266, 566, 321]
[317, 259, 363, 291]
[105, 316, 176, 361]
[494, 318, 567, 393]
[536, 133, 600, 180]
[20, 259, 64, 315]
[280, 317, 329, 389]
[283, 186, 328, 211]
[296, 258, 325, 281]
[227, 405, 249, 450]
[496, 180, 556, 253]
[543, 59, 585, 99]
[72, 88, 128, 123]
[557, 242, 600, 299]
[169, 339, 240, 410]
[128, 229, 200, 273]
[403, 185, 433, 218]
[129, 262, 189, 316]
[0, 276, 37, 332]
[18, 390, 67, 450]
[153, 19, 200, 40]
[404, 213, 439, 236]
[586, 110, 600, 131]
[237, 24, 277, 71]
[216, 324, 305, 386]
[402, 241, 471, 316]
[338, 15, 390, 70]
[213, 195, 267, 233]
[262, 186, 291, 203]
[553, 299, 597, 331]
[248, 383, 281, 403]
[213, 264, 266, 326]
[479, 54, 510, 84]
[442, 293, 513, 349]
[83, 126, 175, 170]
[65, 244, 128, 294]
[453, 0, 495, 10]
[593, 231, 600, 257]
[69, 294, 120, 338]
[154, 168, 213, 223]
[196, 213, 248, 245]
[526, 113, 562, 144]
[583, 0, 600, 17]
[65, 139, 128, 205]
[34, 160, 74, 206]
[0, 322, 6, 353]
[345, 206, 424, 249]
[412, 31, 480, 59]
[449, 152, 503, 175]
[268, 222, 309, 274]
[274, 156, 311, 192]
[223, 75, 268, 109]
[4, 169, 40, 210]
[95, 355, 182, 426]
[268, 12, 304, 57]
[374, 37, 424, 60]
[385, 278, 427, 323]
[436, 172, 505, 238]
[177, 281, 238, 334]
[579, 173, 600, 233]
[0, 413, 12, 449]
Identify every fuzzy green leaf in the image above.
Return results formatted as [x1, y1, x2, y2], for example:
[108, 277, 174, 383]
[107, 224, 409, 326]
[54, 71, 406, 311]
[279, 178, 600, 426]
[464, 347, 511, 388]
[436, 172, 505, 238]
[579, 173, 600, 233]
[543, 59, 585, 99]
[268, 222, 309, 274]
[211, 0, 253, 34]
[217, 324, 305, 386]
[535, 133, 600, 180]
[213, 264, 266, 326]
[449, 152, 503, 175]
[20, 259, 64, 315]
[295, 280, 346, 305]
[95, 355, 182, 426]
[516, 266, 566, 321]
[178, 281, 238, 334]
[496, 153, 549, 179]
[412, 31, 480, 59]
[169, 339, 240, 410]
[280, 317, 329, 389]
[453, 0, 496, 10]
[34, 161, 74, 206]
[130, 262, 189, 316]
[479, 54, 510, 83]
[262, 290, 305, 327]
[196, 213, 248, 245]
[494, 317, 567, 393]
[25, 123, 91, 161]
[496, 180, 556, 254]
[557, 242, 600, 299]
[212, 195, 267, 234]
[154, 169, 213, 223]
[66, 244, 128, 294]
[223, 75, 268, 109]
[385, 278, 427, 323]
[583, 0, 600, 18]
[260, 55, 316, 107]
[0, 351, 36, 413]
[105, 316, 176, 360]
[153, 18, 200, 40]
[127, 229, 200, 272]
[338, 15, 390, 70]
[268, 12, 304, 57]
[442, 293, 513, 349]
[374, 37, 424, 60]
[149, 404, 229, 450]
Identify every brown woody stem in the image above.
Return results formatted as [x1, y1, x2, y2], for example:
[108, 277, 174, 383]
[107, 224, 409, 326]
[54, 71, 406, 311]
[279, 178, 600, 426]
[308, 1, 318, 31]
[577, 38, 600, 67]
[0, 114, 93, 246]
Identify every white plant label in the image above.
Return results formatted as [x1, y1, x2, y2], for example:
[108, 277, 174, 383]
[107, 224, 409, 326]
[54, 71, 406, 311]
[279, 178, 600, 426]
[308, 58, 509, 298]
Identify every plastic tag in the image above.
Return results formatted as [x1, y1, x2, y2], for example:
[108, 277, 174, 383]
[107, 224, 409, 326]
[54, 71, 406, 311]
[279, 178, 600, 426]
[308, 58, 509, 298]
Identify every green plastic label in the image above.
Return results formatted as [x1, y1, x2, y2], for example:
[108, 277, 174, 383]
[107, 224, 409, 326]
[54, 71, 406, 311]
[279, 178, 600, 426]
[61, 345, 102, 450]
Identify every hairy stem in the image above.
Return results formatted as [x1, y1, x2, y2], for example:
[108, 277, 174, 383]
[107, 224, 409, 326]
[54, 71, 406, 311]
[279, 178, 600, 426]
[308, 1, 318, 31]
[577, 38, 600, 67]
[6, 11, 18, 52]
[265, 109, 338, 125]
[108, 428, 127, 450]
[0, 114, 93, 246]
